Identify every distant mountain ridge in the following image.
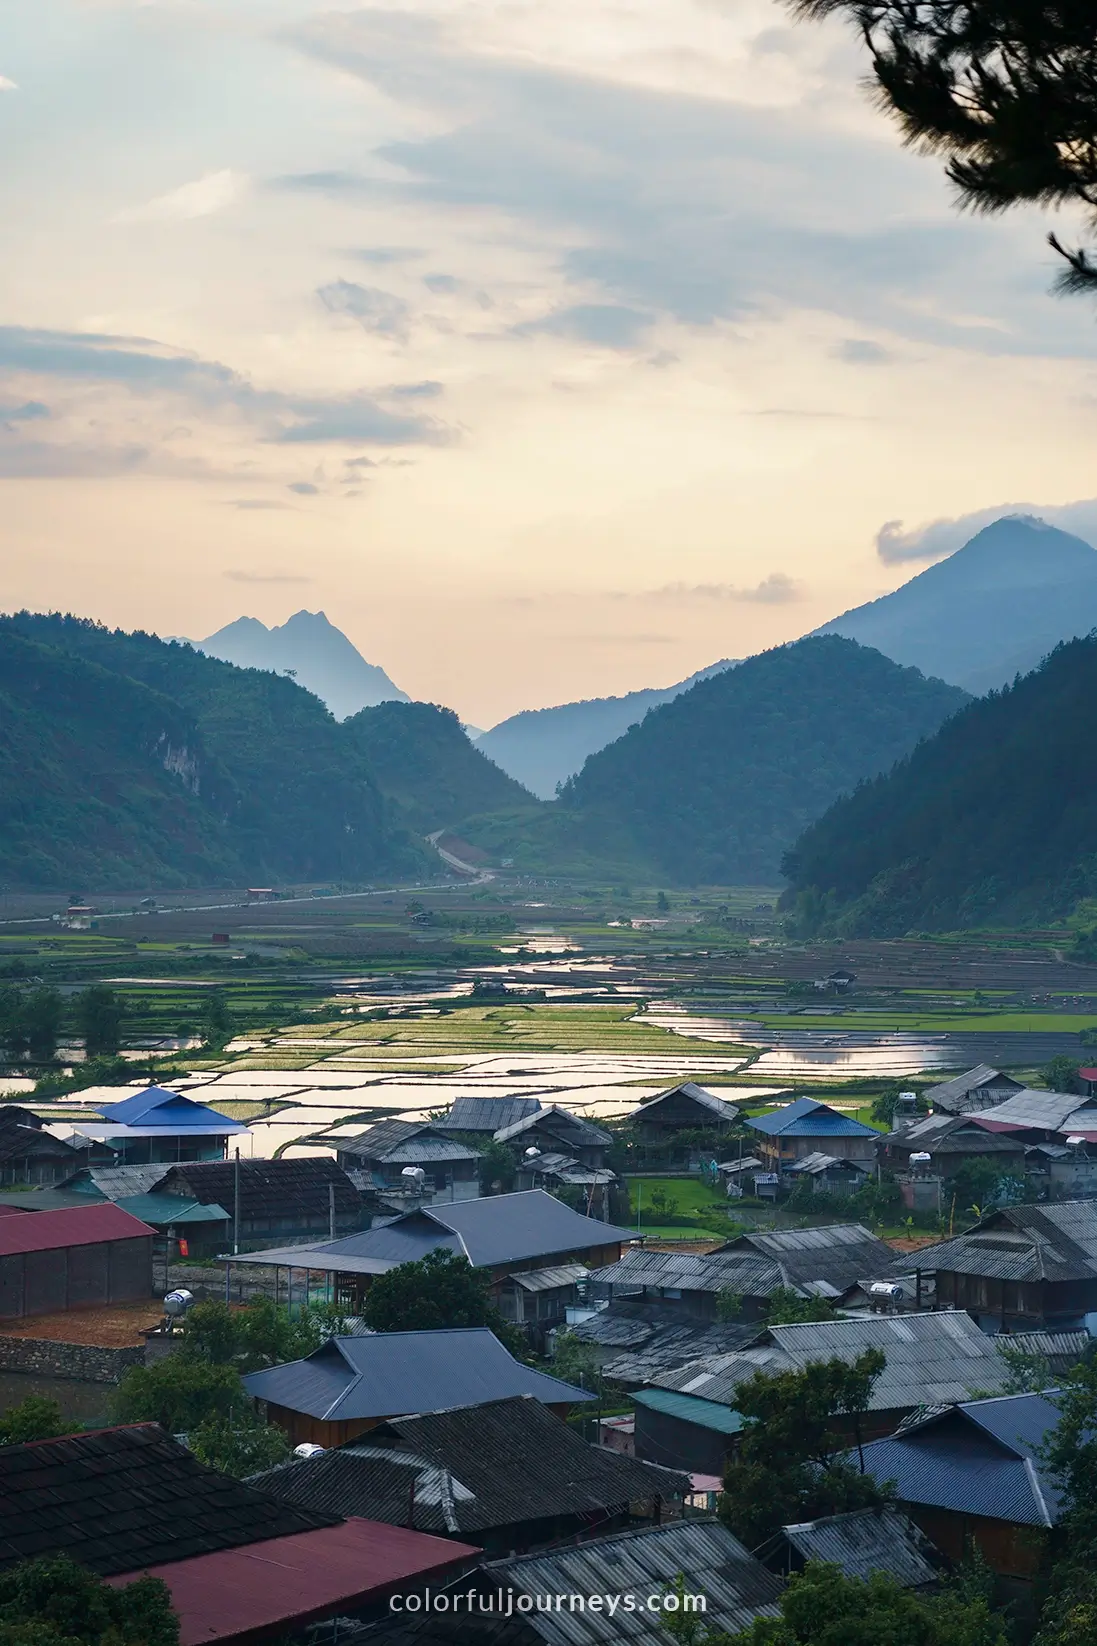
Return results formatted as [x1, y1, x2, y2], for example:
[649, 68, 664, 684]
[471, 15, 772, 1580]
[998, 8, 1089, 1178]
[476, 659, 737, 799]
[195, 611, 408, 720]
[814, 515, 1097, 694]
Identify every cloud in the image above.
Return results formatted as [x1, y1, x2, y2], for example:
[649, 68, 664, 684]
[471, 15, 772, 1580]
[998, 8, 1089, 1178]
[114, 169, 248, 224]
[348, 246, 423, 264]
[0, 77, 17, 92]
[225, 498, 290, 510]
[876, 502, 1097, 564]
[272, 401, 444, 444]
[287, 481, 319, 494]
[0, 434, 149, 479]
[224, 569, 314, 584]
[388, 380, 443, 399]
[0, 400, 49, 425]
[654, 573, 803, 602]
[423, 273, 464, 294]
[512, 303, 652, 349]
[834, 338, 892, 364]
[317, 279, 409, 338]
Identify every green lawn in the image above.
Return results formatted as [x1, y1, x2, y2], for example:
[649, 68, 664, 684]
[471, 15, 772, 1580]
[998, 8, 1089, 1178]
[628, 1175, 734, 1234]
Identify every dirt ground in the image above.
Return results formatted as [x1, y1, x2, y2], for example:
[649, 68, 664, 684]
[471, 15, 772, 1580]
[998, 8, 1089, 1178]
[0, 1300, 166, 1346]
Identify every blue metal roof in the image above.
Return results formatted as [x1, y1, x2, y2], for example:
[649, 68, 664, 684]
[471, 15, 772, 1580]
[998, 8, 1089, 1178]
[98, 1086, 245, 1133]
[748, 1098, 879, 1139]
[859, 1394, 1063, 1528]
[633, 1388, 745, 1436]
[244, 1328, 594, 1421]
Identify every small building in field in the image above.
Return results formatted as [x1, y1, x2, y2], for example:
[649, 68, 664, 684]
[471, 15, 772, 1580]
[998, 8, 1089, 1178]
[923, 1066, 1024, 1116]
[746, 1098, 879, 1170]
[632, 1083, 740, 1140]
[61, 1085, 248, 1165]
[858, 1393, 1062, 1580]
[334, 1119, 482, 1204]
[223, 1188, 630, 1312]
[0, 1106, 83, 1186]
[902, 1199, 1097, 1330]
[494, 1106, 613, 1169]
[0, 1203, 154, 1319]
[253, 1394, 687, 1555]
[157, 1157, 363, 1252]
[755, 1507, 942, 1591]
[244, 1327, 593, 1448]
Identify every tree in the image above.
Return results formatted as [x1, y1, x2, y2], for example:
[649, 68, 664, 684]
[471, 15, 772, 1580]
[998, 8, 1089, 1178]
[1032, 1357, 1097, 1645]
[477, 1139, 516, 1195]
[656, 891, 670, 912]
[1044, 1055, 1082, 1094]
[765, 1286, 838, 1325]
[0, 1557, 178, 1646]
[0, 1397, 68, 1447]
[786, 0, 1097, 297]
[727, 1559, 1007, 1646]
[551, 1330, 606, 1398]
[361, 1248, 525, 1353]
[73, 987, 124, 1057]
[201, 991, 234, 1049]
[181, 1297, 320, 1372]
[188, 1412, 290, 1477]
[871, 1086, 927, 1127]
[996, 1339, 1054, 1394]
[719, 1351, 888, 1546]
[111, 1356, 246, 1433]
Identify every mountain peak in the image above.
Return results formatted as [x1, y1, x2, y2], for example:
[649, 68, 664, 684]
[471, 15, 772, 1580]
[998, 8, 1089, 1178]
[194, 611, 409, 719]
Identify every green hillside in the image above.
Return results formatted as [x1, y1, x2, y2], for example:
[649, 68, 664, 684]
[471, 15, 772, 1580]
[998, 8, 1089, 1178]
[556, 636, 969, 884]
[342, 700, 537, 833]
[0, 613, 428, 889]
[781, 634, 1097, 933]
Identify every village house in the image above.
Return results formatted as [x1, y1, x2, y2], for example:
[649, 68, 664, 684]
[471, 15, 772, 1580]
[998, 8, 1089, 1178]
[222, 1188, 630, 1312]
[0, 1423, 477, 1642]
[755, 1507, 942, 1591]
[0, 1105, 83, 1185]
[433, 1096, 544, 1137]
[244, 1327, 593, 1447]
[60, 1085, 249, 1165]
[858, 1393, 1062, 1580]
[746, 1097, 879, 1171]
[923, 1066, 1024, 1116]
[880, 1111, 1028, 1178]
[0, 1202, 154, 1319]
[334, 1118, 482, 1203]
[902, 1199, 1097, 1330]
[721, 1224, 897, 1298]
[493, 1105, 613, 1169]
[632, 1082, 740, 1141]
[564, 1302, 765, 1384]
[779, 1153, 872, 1195]
[253, 1394, 687, 1554]
[158, 1156, 363, 1253]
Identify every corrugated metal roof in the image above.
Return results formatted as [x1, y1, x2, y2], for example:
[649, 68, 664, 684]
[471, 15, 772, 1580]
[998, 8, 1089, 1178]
[482, 1519, 781, 1644]
[0, 1202, 154, 1255]
[509, 1263, 589, 1293]
[653, 1349, 783, 1404]
[254, 1395, 686, 1536]
[107, 1517, 478, 1646]
[764, 1507, 940, 1588]
[784, 1152, 868, 1176]
[995, 1329, 1090, 1374]
[904, 1200, 1097, 1283]
[58, 1164, 174, 1199]
[633, 1388, 746, 1435]
[243, 1328, 594, 1421]
[434, 1097, 544, 1133]
[589, 1247, 784, 1298]
[725, 1224, 896, 1294]
[571, 1305, 766, 1381]
[638, 1084, 740, 1124]
[924, 1066, 1021, 1113]
[115, 1193, 229, 1226]
[747, 1099, 879, 1139]
[968, 1091, 1097, 1133]
[859, 1393, 1063, 1528]
[763, 1312, 1014, 1410]
[335, 1119, 481, 1166]
[97, 1086, 247, 1134]
[494, 1107, 613, 1147]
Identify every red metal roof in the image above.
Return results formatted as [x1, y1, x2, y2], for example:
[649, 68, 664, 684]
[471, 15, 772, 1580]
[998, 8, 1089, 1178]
[0, 1203, 154, 1255]
[1079, 1068, 1097, 1082]
[107, 1518, 479, 1645]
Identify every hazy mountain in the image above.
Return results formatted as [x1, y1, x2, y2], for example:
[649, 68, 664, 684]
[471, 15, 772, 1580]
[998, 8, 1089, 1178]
[343, 701, 537, 834]
[195, 610, 408, 720]
[783, 633, 1097, 933]
[0, 614, 426, 889]
[814, 515, 1097, 694]
[558, 637, 968, 884]
[476, 660, 736, 799]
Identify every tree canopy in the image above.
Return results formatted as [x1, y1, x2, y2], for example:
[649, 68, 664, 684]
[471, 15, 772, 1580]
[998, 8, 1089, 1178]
[727, 1559, 1007, 1646]
[361, 1248, 524, 1354]
[787, 1, 1097, 294]
[0, 1557, 177, 1646]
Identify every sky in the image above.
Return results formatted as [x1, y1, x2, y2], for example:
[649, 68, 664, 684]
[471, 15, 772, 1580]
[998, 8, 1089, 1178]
[4, 0, 1097, 727]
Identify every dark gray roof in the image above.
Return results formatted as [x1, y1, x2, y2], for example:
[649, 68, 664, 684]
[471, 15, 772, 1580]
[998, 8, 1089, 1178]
[159, 1157, 361, 1222]
[507, 1263, 589, 1293]
[637, 1084, 740, 1124]
[903, 1200, 1097, 1284]
[725, 1224, 896, 1296]
[966, 1090, 1097, 1132]
[228, 1189, 631, 1277]
[494, 1107, 613, 1147]
[860, 1393, 1063, 1527]
[252, 1395, 686, 1535]
[243, 1328, 594, 1420]
[484, 1520, 781, 1643]
[924, 1066, 1022, 1113]
[569, 1304, 766, 1381]
[335, 1119, 481, 1166]
[758, 1507, 941, 1589]
[435, 1097, 544, 1134]
[764, 1313, 1014, 1410]
[885, 1114, 1025, 1155]
[995, 1329, 1090, 1375]
[784, 1152, 870, 1176]
[589, 1247, 785, 1299]
[57, 1164, 174, 1199]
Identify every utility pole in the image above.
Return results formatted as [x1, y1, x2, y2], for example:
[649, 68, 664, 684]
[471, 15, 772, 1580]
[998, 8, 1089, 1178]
[233, 1147, 241, 1256]
[329, 1182, 336, 1241]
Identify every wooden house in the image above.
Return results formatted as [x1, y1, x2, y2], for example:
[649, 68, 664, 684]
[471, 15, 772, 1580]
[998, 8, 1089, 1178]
[632, 1082, 740, 1140]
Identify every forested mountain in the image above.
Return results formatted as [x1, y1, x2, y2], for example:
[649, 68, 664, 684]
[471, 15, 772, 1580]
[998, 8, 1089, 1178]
[0, 614, 427, 889]
[815, 516, 1097, 694]
[782, 635, 1097, 934]
[343, 701, 537, 834]
[195, 610, 408, 719]
[556, 637, 968, 884]
[476, 659, 736, 798]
